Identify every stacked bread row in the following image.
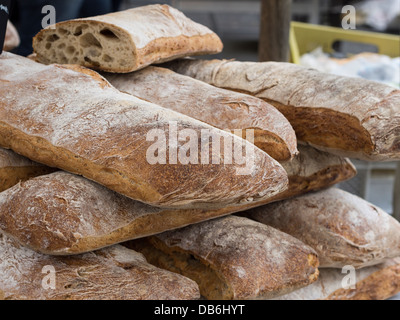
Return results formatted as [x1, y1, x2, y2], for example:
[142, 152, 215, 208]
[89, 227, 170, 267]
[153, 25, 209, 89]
[0, 4, 399, 300]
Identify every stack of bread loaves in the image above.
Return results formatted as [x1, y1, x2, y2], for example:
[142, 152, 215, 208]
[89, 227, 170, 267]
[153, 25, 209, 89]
[0, 4, 399, 300]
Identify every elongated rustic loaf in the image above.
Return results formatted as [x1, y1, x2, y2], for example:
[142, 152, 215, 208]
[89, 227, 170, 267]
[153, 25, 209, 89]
[0, 172, 286, 255]
[105, 66, 298, 161]
[0, 147, 56, 192]
[4, 21, 20, 51]
[0, 233, 200, 300]
[276, 258, 400, 300]
[165, 59, 400, 161]
[0, 53, 288, 209]
[127, 216, 319, 300]
[247, 188, 400, 269]
[0, 149, 354, 256]
[32, 5, 223, 73]
[275, 145, 356, 201]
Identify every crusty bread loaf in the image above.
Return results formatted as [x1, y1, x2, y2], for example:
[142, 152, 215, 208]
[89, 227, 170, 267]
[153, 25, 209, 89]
[276, 258, 400, 300]
[247, 188, 400, 269]
[32, 5, 223, 73]
[0, 147, 56, 192]
[0, 53, 288, 210]
[275, 145, 356, 201]
[126, 216, 319, 300]
[105, 66, 298, 161]
[0, 171, 288, 255]
[0, 233, 200, 300]
[4, 21, 20, 51]
[0, 148, 355, 255]
[165, 59, 400, 161]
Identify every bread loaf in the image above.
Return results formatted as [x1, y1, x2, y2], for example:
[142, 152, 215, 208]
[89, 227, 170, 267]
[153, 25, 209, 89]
[0, 147, 56, 192]
[4, 21, 20, 52]
[0, 233, 200, 300]
[0, 148, 355, 255]
[247, 188, 400, 269]
[32, 5, 223, 73]
[105, 66, 298, 161]
[165, 59, 400, 161]
[276, 258, 400, 300]
[0, 53, 288, 209]
[275, 145, 356, 201]
[0, 172, 287, 255]
[126, 215, 319, 300]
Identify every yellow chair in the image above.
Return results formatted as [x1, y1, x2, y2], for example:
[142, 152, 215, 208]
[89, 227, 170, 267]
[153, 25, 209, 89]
[290, 21, 400, 64]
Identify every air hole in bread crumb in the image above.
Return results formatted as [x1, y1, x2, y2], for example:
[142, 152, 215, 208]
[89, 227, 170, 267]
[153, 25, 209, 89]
[80, 33, 102, 49]
[84, 56, 100, 67]
[45, 43, 52, 50]
[103, 54, 114, 62]
[66, 46, 76, 56]
[74, 27, 83, 36]
[58, 43, 66, 49]
[88, 49, 101, 57]
[100, 28, 119, 40]
[47, 34, 60, 42]
[58, 28, 69, 35]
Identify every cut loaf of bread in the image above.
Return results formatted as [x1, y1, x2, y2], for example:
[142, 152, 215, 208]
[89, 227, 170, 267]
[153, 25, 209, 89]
[165, 59, 400, 161]
[247, 188, 400, 269]
[33, 5, 223, 73]
[0, 172, 285, 255]
[0, 233, 200, 300]
[0, 147, 56, 192]
[4, 21, 20, 51]
[105, 66, 298, 161]
[0, 53, 288, 209]
[127, 216, 319, 300]
[276, 258, 400, 300]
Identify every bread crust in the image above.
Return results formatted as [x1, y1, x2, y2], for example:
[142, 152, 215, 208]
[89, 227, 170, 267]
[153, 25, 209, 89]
[247, 188, 400, 269]
[105, 66, 298, 161]
[128, 216, 319, 300]
[0, 233, 200, 300]
[0, 53, 288, 209]
[276, 145, 356, 200]
[165, 59, 400, 161]
[33, 5, 223, 73]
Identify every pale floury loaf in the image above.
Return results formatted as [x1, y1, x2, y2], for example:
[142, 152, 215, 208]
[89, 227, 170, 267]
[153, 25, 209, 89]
[247, 188, 400, 269]
[127, 216, 319, 300]
[165, 59, 400, 161]
[0, 233, 200, 300]
[33, 5, 223, 73]
[105, 66, 298, 162]
[0, 172, 287, 255]
[0, 53, 288, 210]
